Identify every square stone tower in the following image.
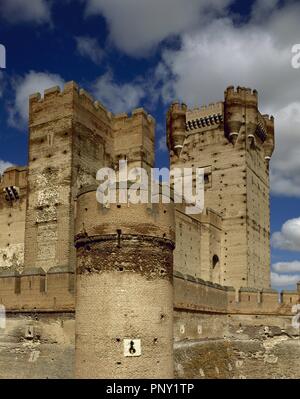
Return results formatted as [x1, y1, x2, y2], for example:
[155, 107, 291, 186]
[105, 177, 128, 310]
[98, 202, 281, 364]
[167, 86, 275, 289]
[24, 82, 158, 274]
[24, 82, 114, 272]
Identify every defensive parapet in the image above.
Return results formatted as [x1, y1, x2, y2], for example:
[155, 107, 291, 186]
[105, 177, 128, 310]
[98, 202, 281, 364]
[228, 286, 300, 315]
[167, 86, 274, 156]
[29, 82, 113, 128]
[174, 273, 300, 317]
[224, 85, 258, 105]
[0, 267, 74, 312]
[174, 271, 232, 314]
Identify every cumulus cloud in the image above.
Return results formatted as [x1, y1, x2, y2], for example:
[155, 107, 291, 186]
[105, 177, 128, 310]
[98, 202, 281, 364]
[271, 272, 300, 288]
[75, 36, 104, 65]
[271, 217, 300, 251]
[8, 71, 65, 128]
[84, 0, 232, 56]
[273, 261, 300, 273]
[271, 216, 300, 288]
[91, 71, 145, 114]
[0, 160, 13, 175]
[0, 0, 51, 24]
[156, 18, 292, 107]
[270, 103, 300, 197]
[153, 1, 300, 197]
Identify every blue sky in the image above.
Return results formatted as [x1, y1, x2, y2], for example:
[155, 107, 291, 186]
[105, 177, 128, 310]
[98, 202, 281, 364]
[0, 0, 299, 290]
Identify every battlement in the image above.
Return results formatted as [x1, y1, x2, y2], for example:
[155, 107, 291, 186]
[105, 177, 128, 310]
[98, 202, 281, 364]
[174, 272, 300, 316]
[113, 107, 155, 127]
[229, 286, 300, 314]
[1, 265, 298, 315]
[29, 82, 157, 132]
[174, 271, 234, 314]
[0, 267, 74, 312]
[112, 108, 156, 169]
[29, 81, 113, 126]
[186, 102, 224, 120]
[224, 85, 258, 105]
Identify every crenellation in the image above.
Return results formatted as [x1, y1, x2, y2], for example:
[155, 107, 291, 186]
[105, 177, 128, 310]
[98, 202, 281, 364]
[0, 269, 74, 311]
[174, 275, 299, 315]
[44, 85, 61, 98]
[79, 88, 94, 103]
[230, 86, 258, 102]
[29, 81, 113, 127]
[186, 101, 224, 117]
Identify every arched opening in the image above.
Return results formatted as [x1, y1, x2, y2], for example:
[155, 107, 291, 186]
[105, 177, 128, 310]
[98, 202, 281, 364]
[212, 255, 219, 269]
[212, 254, 220, 284]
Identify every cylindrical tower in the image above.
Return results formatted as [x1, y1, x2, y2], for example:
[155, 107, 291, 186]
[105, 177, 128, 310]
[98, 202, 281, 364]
[167, 101, 187, 158]
[224, 86, 246, 145]
[74, 185, 175, 378]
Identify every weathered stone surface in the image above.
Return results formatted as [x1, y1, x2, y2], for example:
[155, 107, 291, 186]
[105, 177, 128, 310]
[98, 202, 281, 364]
[0, 313, 74, 379]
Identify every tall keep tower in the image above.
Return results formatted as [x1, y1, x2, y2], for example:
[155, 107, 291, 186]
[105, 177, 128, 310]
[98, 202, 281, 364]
[24, 82, 113, 273]
[167, 86, 274, 290]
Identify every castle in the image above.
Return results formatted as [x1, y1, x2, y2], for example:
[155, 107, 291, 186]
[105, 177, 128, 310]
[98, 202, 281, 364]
[0, 82, 299, 379]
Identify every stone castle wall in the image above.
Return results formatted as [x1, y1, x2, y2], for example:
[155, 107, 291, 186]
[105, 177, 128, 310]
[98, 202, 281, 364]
[0, 271, 298, 379]
[0, 167, 27, 273]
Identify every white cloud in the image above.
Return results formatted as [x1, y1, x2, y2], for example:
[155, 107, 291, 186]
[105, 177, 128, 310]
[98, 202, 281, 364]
[0, 160, 13, 175]
[271, 215, 300, 287]
[154, 1, 300, 197]
[91, 71, 145, 114]
[157, 17, 294, 108]
[270, 103, 300, 197]
[75, 36, 104, 65]
[9, 71, 65, 128]
[271, 217, 300, 251]
[84, 0, 232, 56]
[271, 271, 300, 288]
[0, 0, 51, 24]
[273, 261, 300, 273]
